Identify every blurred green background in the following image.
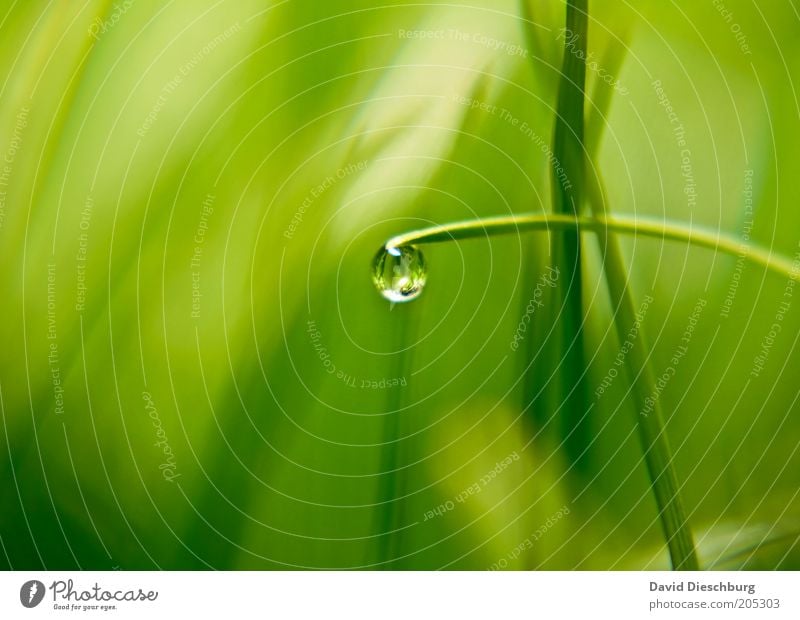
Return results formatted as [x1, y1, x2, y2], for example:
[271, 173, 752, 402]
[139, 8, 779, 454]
[1, 0, 799, 570]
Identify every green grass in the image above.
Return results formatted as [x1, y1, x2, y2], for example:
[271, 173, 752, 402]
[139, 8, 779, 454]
[552, 0, 696, 570]
[1, 0, 799, 571]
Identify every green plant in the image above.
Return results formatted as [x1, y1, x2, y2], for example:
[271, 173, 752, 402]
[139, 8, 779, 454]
[373, 0, 799, 571]
[3, 0, 799, 573]
[376, 211, 799, 569]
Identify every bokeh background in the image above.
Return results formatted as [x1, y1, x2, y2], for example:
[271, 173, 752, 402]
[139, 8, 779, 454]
[1, 0, 799, 569]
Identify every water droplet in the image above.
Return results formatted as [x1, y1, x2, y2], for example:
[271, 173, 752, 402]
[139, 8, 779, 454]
[372, 244, 427, 303]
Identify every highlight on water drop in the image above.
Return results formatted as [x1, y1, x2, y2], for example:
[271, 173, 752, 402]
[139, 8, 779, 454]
[372, 244, 427, 303]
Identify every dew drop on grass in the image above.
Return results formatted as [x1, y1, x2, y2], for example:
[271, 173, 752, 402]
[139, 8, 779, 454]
[372, 245, 427, 303]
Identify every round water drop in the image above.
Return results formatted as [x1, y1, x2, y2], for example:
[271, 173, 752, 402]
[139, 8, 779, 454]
[372, 244, 427, 303]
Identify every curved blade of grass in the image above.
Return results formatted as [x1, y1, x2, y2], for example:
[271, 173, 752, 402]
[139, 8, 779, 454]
[383, 212, 796, 282]
[383, 197, 800, 570]
[385, 202, 800, 570]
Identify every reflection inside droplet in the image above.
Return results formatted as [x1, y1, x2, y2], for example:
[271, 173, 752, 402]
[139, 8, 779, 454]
[372, 244, 427, 303]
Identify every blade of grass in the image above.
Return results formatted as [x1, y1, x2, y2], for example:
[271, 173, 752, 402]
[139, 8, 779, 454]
[547, 0, 591, 471]
[414, 0, 697, 567]
[584, 25, 630, 160]
[374, 308, 414, 568]
[585, 179, 699, 570]
[385, 204, 800, 570]
[528, 0, 684, 569]
[384, 213, 796, 281]
[575, 8, 698, 569]
[710, 528, 800, 569]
